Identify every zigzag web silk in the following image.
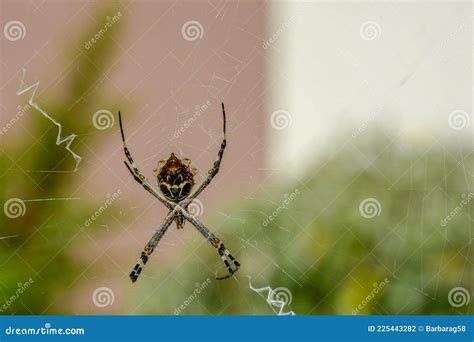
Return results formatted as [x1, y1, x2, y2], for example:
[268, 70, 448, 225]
[16, 68, 82, 172]
[248, 277, 295, 316]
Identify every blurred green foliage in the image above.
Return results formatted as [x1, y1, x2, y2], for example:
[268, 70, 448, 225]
[0, 3, 124, 314]
[0, 3, 471, 315]
[132, 131, 472, 315]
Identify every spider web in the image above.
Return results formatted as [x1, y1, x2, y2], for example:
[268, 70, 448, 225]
[0, 0, 472, 316]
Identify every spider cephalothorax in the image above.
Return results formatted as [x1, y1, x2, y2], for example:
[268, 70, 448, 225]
[119, 103, 240, 282]
[154, 153, 197, 202]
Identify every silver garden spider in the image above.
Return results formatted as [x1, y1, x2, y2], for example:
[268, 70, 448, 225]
[118, 103, 240, 282]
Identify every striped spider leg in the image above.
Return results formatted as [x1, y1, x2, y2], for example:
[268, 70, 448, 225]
[180, 206, 240, 280]
[178, 103, 239, 279]
[121, 103, 240, 282]
[181, 102, 227, 207]
[130, 210, 176, 282]
[118, 111, 174, 210]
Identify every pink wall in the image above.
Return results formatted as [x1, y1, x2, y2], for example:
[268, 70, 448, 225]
[1, 0, 267, 313]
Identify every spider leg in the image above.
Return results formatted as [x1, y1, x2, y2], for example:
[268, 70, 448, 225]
[184, 103, 227, 203]
[118, 111, 174, 210]
[180, 206, 240, 280]
[130, 210, 176, 282]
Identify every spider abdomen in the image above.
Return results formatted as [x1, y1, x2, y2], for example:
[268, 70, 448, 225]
[154, 153, 197, 202]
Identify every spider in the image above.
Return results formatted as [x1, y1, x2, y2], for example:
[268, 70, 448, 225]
[118, 103, 240, 282]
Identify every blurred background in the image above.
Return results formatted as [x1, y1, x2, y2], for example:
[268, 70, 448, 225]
[0, 0, 472, 315]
